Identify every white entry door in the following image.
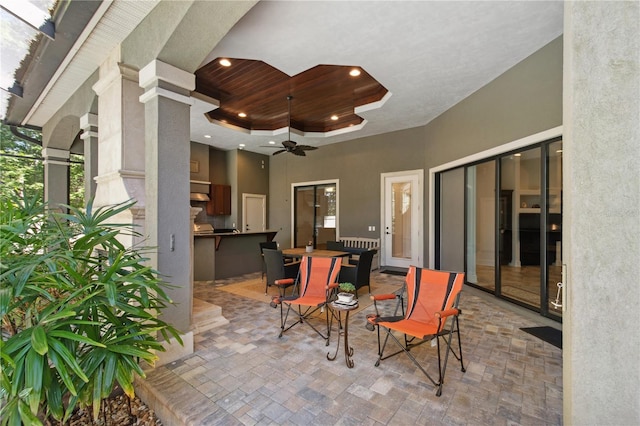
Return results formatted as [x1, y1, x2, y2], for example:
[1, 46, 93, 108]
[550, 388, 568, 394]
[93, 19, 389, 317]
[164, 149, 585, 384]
[242, 193, 266, 232]
[381, 170, 423, 269]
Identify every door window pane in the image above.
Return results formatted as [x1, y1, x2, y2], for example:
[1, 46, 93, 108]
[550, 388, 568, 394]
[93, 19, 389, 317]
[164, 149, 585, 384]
[391, 181, 412, 259]
[547, 140, 563, 316]
[294, 183, 336, 248]
[295, 187, 315, 247]
[439, 167, 465, 272]
[466, 161, 495, 291]
[501, 147, 541, 307]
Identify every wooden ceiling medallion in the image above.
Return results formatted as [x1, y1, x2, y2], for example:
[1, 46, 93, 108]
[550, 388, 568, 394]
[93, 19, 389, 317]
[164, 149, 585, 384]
[194, 58, 389, 136]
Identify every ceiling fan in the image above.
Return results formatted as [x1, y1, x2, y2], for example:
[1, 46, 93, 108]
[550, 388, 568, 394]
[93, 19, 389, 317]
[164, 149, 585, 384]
[263, 95, 318, 156]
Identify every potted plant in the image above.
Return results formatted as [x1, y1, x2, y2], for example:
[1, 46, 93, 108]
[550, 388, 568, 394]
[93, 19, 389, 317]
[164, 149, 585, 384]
[0, 196, 182, 425]
[337, 282, 356, 303]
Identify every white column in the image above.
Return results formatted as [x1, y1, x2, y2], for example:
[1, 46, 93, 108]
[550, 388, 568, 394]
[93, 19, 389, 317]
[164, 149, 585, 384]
[42, 147, 70, 210]
[91, 50, 146, 247]
[79, 113, 98, 200]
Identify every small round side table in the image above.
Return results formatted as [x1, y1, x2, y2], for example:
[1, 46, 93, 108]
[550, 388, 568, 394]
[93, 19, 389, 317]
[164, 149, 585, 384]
[327, 301, 359, 368]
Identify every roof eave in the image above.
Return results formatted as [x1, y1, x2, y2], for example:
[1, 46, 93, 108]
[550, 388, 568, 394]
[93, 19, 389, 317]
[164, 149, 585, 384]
[4, 0, 102, 127]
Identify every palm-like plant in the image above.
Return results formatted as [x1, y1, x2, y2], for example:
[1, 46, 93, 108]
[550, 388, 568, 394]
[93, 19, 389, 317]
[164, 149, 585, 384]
[0, 196, 182, 424]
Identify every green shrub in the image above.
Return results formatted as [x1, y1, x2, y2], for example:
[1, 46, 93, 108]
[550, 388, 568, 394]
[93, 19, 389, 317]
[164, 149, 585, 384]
[0, 196, 182, 424]
[338, 282, 356, 294]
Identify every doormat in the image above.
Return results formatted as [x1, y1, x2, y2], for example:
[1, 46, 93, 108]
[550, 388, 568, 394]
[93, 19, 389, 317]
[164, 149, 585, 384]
[520, 326, 562, 349]
[379, 268, 407, 276]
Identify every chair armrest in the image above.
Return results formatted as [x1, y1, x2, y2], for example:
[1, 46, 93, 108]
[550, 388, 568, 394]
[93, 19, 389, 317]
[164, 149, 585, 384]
[284, 260, 301, 269]
[327, 283, 340, 290]
[275, 278, 294, 286]
[435, 308, 460, 319]
[370, 294, 397, 301]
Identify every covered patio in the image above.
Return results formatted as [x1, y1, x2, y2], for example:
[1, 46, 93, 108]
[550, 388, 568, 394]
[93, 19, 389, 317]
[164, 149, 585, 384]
[136, 271, 562, 425]
[1, 1, 637, 424]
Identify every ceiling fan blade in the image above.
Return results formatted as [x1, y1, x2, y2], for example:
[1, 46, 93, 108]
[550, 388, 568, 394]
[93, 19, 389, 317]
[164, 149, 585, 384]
[292, 148, 306, 156]
[297, 145, 317, 151]
[282, 140, 297, 148]
[272, 149, 286, 156]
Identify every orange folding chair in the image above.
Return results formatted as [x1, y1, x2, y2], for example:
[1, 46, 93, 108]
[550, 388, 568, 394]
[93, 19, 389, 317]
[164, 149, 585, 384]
[366, 266, 465, 396]
[272, 256, 341, 345]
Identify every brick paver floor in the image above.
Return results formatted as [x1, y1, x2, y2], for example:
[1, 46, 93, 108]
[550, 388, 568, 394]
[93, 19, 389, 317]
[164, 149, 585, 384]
[136, 271, 562, 425]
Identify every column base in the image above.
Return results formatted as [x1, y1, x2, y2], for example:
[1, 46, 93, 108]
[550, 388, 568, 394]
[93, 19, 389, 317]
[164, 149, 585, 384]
[153, 332, 194, 367]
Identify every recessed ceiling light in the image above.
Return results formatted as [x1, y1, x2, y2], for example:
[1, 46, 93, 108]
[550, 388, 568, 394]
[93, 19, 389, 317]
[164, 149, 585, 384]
[349, 68, 361, 77]
[330, 115, 339, 121]
[269, 141, 276, 145]
[238, 112, 247, 118]
[219, 59, 231, 67]
[204, 134, 211, 138]
[239, 143, 245, 147]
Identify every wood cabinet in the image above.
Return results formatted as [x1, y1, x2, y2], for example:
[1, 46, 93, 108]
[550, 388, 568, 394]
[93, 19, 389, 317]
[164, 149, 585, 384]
[206, 184, 231, 215]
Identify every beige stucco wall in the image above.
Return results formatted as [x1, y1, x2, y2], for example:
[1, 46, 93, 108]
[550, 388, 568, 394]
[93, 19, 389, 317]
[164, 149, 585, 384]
[268, 126, 427, 247]
[424, 36, 563, 165]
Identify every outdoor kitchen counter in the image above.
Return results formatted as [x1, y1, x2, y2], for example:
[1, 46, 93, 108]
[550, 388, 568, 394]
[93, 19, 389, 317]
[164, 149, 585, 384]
[194, 231, 277, 280]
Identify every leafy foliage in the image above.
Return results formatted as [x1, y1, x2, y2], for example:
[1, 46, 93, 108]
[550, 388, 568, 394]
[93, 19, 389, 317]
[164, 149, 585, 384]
[339, 282, 356, 293]
[0, 196, 182, 424]
[0, 123, 85, 210]
[0, 124, 44, 202]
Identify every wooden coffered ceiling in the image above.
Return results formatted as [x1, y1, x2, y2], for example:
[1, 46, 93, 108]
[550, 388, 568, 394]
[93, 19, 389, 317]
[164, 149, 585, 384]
[194, 58, 389, 135]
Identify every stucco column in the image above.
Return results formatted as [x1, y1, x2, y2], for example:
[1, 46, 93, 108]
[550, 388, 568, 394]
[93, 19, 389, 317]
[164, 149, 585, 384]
[42, 147, 70, 210]
[79, 113, 99, 200]
[91, 50, 146, 247]
[139, 59, 194, 363]
[563, 1, 640, 424]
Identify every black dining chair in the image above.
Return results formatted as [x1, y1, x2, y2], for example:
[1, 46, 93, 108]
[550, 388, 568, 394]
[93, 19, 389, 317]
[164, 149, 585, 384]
[338, 249, 376, 298]
[259, 241, 278, 280]
[263, 248, 300, 295]
[326, 240, 345, 251]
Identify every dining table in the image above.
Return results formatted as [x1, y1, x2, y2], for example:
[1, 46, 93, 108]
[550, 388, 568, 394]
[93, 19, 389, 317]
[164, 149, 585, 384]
[281, 248, 351, 260]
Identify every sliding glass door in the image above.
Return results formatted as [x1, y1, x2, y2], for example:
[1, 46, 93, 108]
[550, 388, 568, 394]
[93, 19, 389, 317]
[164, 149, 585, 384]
[294, 182, 337, 248]
[438, 138, 563, 320]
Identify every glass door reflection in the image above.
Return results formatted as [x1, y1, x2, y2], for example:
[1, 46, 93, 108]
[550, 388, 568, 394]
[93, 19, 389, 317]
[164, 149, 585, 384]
[294, 183, 337, 248]
[466, 161, 496, 292]
[546, 140, 563, 317]
[500, 147, 542, 308]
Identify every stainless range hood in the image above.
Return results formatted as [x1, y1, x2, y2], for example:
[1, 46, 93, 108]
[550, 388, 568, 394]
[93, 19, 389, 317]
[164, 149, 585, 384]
[190, 180, 211, 201]
[190, 192, 210, 201]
